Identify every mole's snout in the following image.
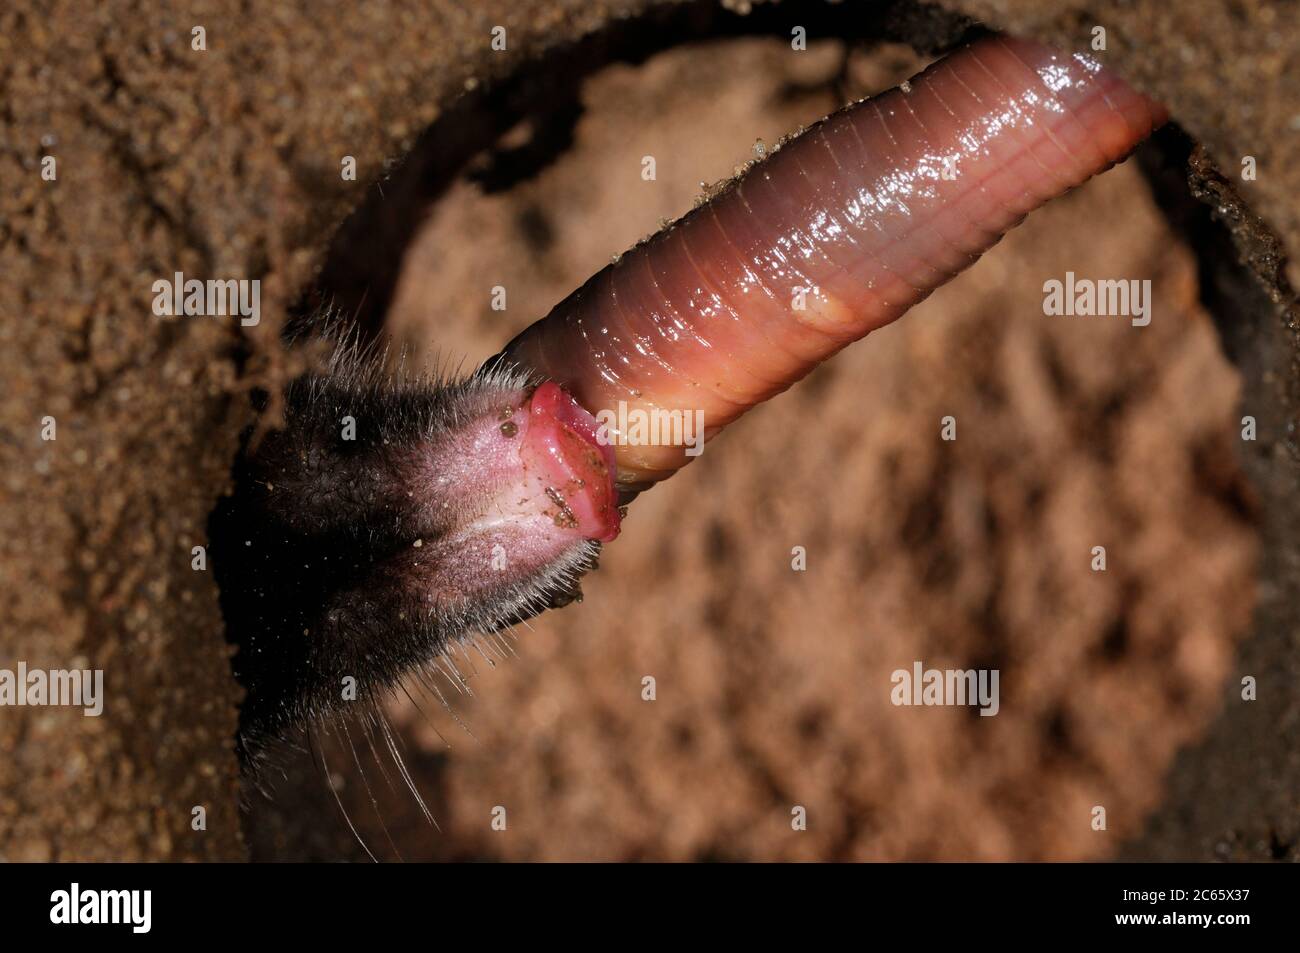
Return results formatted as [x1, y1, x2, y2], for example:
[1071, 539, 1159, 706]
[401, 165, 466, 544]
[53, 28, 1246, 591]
[425, 379, 619, 546]
[213, 367, 613, 751]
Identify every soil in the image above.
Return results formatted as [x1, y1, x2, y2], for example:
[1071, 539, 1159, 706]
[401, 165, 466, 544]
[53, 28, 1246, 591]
[2, 0, 1297, 862]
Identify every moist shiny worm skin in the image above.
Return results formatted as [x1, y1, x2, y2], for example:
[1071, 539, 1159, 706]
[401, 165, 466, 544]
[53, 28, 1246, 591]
[503, 35, 1168, 490]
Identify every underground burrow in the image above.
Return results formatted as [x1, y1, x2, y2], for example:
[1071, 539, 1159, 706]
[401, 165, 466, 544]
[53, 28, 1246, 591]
[206, 2, 1297, 861]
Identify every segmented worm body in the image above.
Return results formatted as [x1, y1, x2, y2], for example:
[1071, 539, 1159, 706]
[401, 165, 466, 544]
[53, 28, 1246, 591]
[505, 35, 1166, 489]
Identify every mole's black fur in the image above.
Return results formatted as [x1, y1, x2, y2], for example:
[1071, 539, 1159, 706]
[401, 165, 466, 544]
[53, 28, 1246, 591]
[209, 337, 598, 768]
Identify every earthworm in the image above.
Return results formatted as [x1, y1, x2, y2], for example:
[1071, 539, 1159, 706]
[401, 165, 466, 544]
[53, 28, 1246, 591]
[213, 32, 1166, 758]
[502, 33, 1167, 492]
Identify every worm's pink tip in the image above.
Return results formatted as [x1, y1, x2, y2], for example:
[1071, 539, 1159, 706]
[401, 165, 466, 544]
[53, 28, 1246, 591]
[521, 382, 621, 542]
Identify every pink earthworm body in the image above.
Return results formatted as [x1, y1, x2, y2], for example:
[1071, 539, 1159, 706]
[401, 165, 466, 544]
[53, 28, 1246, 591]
[504, 34, 1168, 499]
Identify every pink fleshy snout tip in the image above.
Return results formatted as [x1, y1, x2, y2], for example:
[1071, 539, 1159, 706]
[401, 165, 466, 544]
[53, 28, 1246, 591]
[520, 381, 620, 542]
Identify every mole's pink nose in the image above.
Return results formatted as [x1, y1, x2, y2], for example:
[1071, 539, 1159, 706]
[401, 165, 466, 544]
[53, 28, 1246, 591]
[518, 382, 620, 542]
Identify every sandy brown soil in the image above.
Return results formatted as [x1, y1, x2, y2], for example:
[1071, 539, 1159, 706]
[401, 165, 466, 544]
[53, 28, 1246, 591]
[2, 0, 1297, 862]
